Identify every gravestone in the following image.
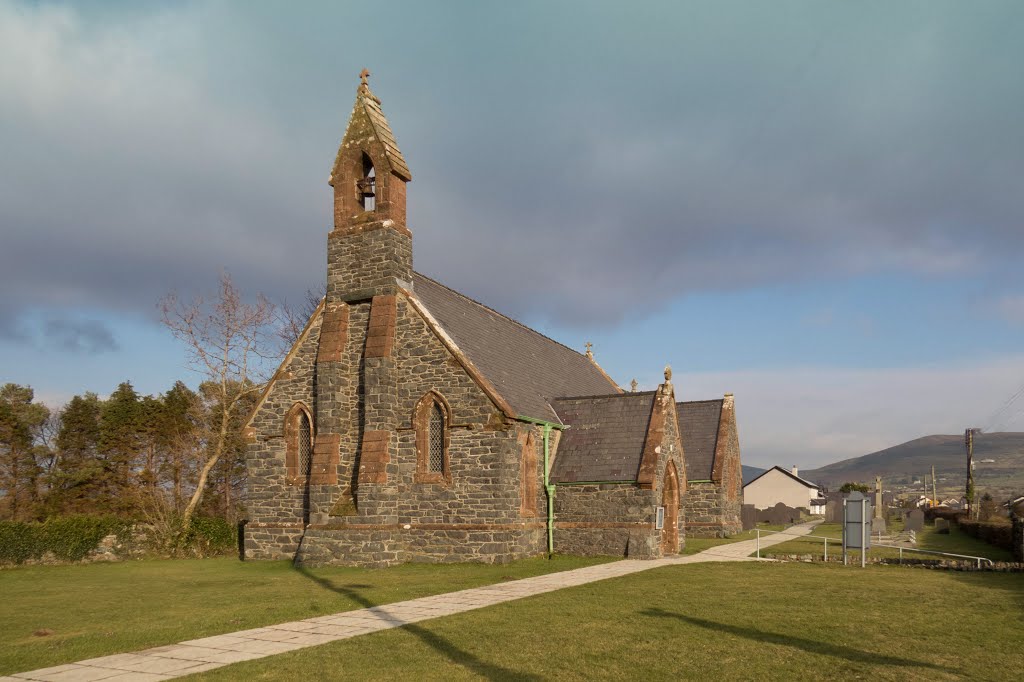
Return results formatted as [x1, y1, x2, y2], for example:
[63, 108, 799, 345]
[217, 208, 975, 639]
[872, 516, 886, 534]
[874, 475, 883, 518]
[905, 508, 924, 532]
[760, 502, 801, 526]
[741, 504, 757, 531]
[933, 518, 949, 534]
[826, 500, 842, 524]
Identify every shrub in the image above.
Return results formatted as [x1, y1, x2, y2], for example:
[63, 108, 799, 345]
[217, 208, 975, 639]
[184, 516, 236, 556]
[957, 519, 1014, 552]
[0, 516, 129, 565]
[41, 516, 128, 562]
[0, 521, 43, 564]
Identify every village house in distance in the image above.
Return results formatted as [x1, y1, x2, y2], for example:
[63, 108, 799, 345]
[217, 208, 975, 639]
[242, 72, 743, 566]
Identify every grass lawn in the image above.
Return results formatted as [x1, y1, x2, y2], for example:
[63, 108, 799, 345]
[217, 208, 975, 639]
[762, 522, 1014, 562]
[680, 523, 785, 555]
[187, 561, 1024, 681]
[0, 555, 609, 675]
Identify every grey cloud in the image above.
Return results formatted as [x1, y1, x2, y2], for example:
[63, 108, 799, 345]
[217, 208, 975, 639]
[1, 1, 1022, 330]
[43, 318, 119, 354]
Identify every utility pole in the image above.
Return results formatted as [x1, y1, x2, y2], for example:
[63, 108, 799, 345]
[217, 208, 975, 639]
[965, 428, 980, 519]
[931, 465, 937, 507]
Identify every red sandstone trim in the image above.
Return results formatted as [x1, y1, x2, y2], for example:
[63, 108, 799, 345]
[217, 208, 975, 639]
[358, 430, 391, 484]
[311, 433, 340, 485]
[364, 294, 398, 359]
[316, 303, 349, 363]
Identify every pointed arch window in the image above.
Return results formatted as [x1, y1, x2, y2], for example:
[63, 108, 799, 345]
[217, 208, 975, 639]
[285, 403, 314, 485]
[415, 391, 451, 484]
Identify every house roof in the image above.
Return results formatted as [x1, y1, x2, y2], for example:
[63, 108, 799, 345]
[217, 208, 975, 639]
[411, 273, 620, 422]
[743, 465, 820, 491]
[676, 399, 723, 480]
[547, 392, 656, 483]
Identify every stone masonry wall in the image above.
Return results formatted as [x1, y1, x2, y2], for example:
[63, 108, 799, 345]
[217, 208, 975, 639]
[244, 310, 323, 560]
[292, 294, 545, 566]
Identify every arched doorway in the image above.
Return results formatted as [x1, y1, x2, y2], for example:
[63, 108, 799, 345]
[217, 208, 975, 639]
[661, 461, 680, 555]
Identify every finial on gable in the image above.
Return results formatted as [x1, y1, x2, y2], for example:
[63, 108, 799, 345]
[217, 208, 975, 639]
[630, 378, 638, 392]
[664, 365, 672, 384]
[360, 68, 370, 86]
[584, 342, 593, 359]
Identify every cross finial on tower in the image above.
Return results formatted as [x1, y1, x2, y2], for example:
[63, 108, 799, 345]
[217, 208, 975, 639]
[584, 342, 593, 359]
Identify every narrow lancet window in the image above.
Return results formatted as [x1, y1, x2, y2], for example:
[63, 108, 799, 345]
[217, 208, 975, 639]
[299, 411, 312, 477]
[429, 403, 445, 474]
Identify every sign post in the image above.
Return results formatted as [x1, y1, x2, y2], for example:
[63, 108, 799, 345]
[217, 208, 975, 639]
[843, 491, 871, 567]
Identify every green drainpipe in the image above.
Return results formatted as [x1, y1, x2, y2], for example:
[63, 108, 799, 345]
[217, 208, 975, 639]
[518, 416, 567, 558]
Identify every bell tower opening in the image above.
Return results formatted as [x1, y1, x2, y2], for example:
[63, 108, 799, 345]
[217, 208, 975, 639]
[357, 154, 376, 212]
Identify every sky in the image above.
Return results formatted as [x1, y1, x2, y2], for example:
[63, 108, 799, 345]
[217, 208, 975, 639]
[2, 0, 1023, 469]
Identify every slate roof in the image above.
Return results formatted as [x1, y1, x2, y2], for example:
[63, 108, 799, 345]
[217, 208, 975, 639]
[412, 273, 620, 422]
[676, 399, 723, 480]
[362, 89, 412, 181]
[744, 466, 820, 490]
[546, 392, 656, 483]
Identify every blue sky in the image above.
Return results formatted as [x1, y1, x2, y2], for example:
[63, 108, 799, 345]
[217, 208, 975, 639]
[2, 1, 1023, 468]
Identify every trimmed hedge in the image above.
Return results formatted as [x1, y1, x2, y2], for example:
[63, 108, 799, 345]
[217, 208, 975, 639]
[0, 516, 129, 565]
[184, 516, 236, 555]
[957, 519, 1014, 552]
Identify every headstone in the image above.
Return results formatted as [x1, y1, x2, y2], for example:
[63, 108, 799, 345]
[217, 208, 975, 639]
[871, 517, 886, 534]
[905, 508, 924, 532]
[874, 475, 883, 519]
[934, 518, 949, 534]
[741, 504, 757, 531]
[826, 500, 842, 524]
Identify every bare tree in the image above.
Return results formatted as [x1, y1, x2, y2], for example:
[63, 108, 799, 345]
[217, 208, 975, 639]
[277, 285, 325, 351]
[160, 272, 278, 541]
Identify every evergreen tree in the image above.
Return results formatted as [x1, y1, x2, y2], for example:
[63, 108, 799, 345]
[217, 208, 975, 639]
[97, 382, 144, 514]
[0, 384, 50, 520]
[49, 393, 103, 515]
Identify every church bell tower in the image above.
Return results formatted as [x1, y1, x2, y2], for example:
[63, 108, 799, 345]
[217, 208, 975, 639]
[326, 69, 413, 303]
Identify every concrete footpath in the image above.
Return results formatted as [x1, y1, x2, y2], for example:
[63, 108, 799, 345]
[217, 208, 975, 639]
[4, 522, 819, 682]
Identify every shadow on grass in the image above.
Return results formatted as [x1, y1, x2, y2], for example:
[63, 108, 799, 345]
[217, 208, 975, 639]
[642, 609, 957, 674]
[294, 566, 539, 681]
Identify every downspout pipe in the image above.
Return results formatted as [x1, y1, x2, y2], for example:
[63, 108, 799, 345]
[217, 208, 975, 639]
[517, 416, 568, 558]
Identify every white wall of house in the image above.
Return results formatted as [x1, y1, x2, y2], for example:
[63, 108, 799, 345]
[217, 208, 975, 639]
[743, 468, 821, 510]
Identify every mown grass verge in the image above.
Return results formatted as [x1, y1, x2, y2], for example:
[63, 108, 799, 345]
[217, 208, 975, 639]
[0, 555, 610, 674]
[186, 561, 1024, 681]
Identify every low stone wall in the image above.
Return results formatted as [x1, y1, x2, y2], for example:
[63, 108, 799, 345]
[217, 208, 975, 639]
[1013, 514, 1023, 562]
[769, 553, 1024, 572]
[282, 525, 543, 567]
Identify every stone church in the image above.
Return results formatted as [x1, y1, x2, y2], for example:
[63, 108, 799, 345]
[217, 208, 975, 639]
[243, 73, 743, 566]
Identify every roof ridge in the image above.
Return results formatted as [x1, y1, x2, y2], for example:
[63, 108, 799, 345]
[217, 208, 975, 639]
[677, 399, 725, 406]
[413, 271, 594, 362]
[553, 391, 657, 402]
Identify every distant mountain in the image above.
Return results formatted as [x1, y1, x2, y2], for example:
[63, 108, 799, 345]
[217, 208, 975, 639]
[800, 432, 1024, 497]
[742, 465, 766, 486]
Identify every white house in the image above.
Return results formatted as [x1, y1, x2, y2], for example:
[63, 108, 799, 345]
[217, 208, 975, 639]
[743, 466, 825, 513]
